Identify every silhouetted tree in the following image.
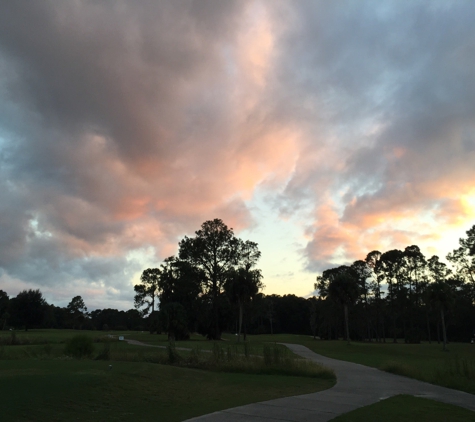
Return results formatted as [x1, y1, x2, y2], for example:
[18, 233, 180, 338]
[308, 296, 320, 339]
[10, 289, 47, 331]
[225, 267, 263, 341]
[160, 302, 189, 341]
[377, 249, 405, 342]
[0, 290, 9, 330]
[327, 268, 360, 344]
[426, 280, 454, 351]
[158, 256, 203, 336]
[67, 295, 88, 329]
[447, 225, 475, 301]
[179, 219, 261, 340]
[134, 268, 162, 332]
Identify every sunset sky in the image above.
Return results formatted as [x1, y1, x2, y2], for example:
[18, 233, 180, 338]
[0, 1, 474, 310]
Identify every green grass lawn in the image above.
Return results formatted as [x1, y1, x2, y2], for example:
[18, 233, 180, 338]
[0, 330, 336, 421]
[0, 359, 334, 422]
[330, 394, 475, 422]
[0, 329, 109, 344]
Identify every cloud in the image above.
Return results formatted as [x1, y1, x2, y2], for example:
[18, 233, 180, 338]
[0, 1, 305, 306]
[0, 1, 474, 306]
[271, 0, 475, 271]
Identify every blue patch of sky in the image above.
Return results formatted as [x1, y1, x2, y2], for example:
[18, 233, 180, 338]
[240, 184, 314, 297]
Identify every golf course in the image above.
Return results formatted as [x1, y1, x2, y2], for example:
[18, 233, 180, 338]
[1, 330, 474, 421]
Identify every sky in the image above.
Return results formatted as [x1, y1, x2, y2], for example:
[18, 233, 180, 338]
[0, 0, 474, 310]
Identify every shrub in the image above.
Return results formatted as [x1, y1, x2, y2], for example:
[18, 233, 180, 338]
[95, 342, 111, 360]
[167, 344, 181, 364]
[189, 347, 202, 365]
[380, 361, 419, 378]
[64, 335, 94, 359]
[211, 342, 225, 363]
[244, 342, 250, 358]
[442, 357, 475, 381]
[43, 343, 53, 356]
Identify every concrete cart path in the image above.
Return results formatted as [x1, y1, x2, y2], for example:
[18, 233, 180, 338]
[124, 338, 192, 352]
[183, 343, 475, 422]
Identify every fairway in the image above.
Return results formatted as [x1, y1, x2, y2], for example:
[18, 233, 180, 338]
[0, 330, 335, 421]
[0, 359, 333, 422]
[1, 330, 474, 421]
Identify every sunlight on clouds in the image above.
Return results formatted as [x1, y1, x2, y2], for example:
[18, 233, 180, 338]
[237, 1, 275, 91]
[461, 191, 475, 216]
[1, 1, 475, 309]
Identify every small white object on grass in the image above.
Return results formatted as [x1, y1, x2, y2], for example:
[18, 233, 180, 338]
[119, 336, 124, 341]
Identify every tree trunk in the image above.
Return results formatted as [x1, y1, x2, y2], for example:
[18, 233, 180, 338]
[392, 316, 397, 343]
[238, 300, 243, 343]
[211, 277, 220, 340]
[344, 304, 350, 344]
[441, 308, 447, 351]
[426, 312, 431, 344]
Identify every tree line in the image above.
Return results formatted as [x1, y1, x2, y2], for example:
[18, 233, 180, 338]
[315, 225, 475, 348]
[0, 290, 146, 332]
[0, 290, 319, 339]
[2, 219, 473, 346]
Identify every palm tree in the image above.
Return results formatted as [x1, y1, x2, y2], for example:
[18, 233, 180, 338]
[327, 269, 360, 344]
[134, 268, 162, 333]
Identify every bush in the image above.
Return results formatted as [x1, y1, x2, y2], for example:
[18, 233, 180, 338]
[442, 357, 475, 381]
[43, 343, 53, 356]
[211, 342, 225, 363]
[380, 360, 419, 379]
[64, 335, 94, 359]
[95, 342, 111, 360]
[167, 343, 181, 364]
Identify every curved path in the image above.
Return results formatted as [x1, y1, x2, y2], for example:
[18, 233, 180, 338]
[183, 343, 475, 422]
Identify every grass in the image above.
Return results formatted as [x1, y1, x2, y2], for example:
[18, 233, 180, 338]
[0, 329, 116, 345]
[4, 330, 473, 390]
[2, 330, 474, 420]
[330, 394, 474, 422]
[0, 330, 335, 421]
[0, 359, 334, 422]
